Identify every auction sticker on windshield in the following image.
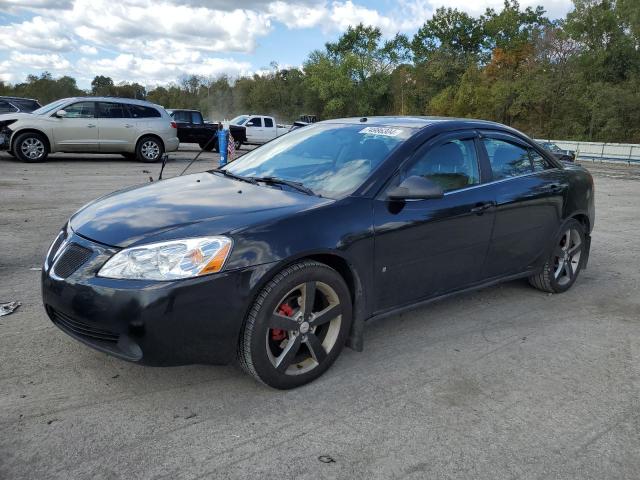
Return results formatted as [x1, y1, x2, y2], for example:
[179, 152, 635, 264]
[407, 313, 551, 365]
[359, 127, 403, 137]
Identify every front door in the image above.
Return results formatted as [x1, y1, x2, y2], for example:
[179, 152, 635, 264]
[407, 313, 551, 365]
[51, 101, 99, 152]
[97, 102, 136, 153]
[245, 116, 264, 143]
[372, 132, 496, 313]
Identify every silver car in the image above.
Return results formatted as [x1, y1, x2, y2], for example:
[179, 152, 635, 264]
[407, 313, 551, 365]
[0, 97, 179, 162]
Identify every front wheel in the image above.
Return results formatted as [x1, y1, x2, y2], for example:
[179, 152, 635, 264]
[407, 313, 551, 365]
[529, 219, 586, 293]
[13, 132, 49, 162]
[238, 260, 352, 389]
[136, 136, 164, 163]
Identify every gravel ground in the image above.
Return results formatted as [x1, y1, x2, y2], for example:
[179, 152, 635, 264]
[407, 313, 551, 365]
[1, 149, 639, 480]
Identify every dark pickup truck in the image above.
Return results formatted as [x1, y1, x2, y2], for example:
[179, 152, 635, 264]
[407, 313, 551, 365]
[167, 109, 246, 151]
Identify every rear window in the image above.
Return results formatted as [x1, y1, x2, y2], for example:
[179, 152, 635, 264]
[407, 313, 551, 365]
[264, 117, 274, 128]
[0, 100, 18, 114]
[128, 105, 161, 118]
[10, 99, 40, 112]
[172, 111, 191, 122]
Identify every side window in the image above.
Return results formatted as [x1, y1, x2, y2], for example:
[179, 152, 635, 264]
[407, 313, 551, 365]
[64, 102, 95, 118]
[0, 100, 18, 113]
[129, 105, 161, 118]
[97, 102, 127, 118]
[172, 111, 190, 122]
[248, 117, 262, 127]
[191, 112, 203, 124]
[264, 117, 274, 128]
[529, 148, 553, 172]
[483, 138, 532, 180]
[404, 138, 480, 192]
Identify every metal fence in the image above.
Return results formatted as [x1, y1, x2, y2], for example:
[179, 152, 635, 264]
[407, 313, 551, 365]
[535, 139, 640, 164]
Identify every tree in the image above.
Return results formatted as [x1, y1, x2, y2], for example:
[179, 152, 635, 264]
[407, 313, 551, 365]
[91, 75, 114, 96]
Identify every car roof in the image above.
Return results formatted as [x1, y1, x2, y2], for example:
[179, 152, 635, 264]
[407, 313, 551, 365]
[321, 116, 506, 130]
[56, 96, 163, 108]
[0, 96, 40, 102]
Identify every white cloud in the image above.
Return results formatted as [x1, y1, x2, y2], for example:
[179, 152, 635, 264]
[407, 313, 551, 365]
[79, 45, 98, 55]
[10, 52, 72, 71]
[76, 53, 251, 85]
[0, 16, 74, 52]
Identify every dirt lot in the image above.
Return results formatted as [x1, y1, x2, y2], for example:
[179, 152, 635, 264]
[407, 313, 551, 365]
[1, 150, 639, 480]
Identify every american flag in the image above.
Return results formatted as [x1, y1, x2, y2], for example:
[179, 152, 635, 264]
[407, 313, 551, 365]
[227, 131, 236, 161]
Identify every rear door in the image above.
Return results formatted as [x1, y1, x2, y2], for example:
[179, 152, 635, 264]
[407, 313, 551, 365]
[97, 102, 136, 152]
[372, 131, 496, 312]
[479, 132, 566, 278]
[51, 101, 99, 152]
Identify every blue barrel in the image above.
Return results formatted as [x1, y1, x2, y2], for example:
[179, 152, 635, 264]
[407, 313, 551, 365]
[218, 129, 228, 167]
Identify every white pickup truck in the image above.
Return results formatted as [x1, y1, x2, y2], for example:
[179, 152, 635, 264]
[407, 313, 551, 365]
[229, 115, 291, 145]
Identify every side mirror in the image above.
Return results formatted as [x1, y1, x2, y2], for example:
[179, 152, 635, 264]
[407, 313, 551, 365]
[55, 109, 67, 118]
[387, 175, 444, 201]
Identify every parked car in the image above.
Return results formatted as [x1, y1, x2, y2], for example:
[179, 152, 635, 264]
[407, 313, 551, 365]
[0, 97, 179, 162]
[167, 109, 246, 151]
[0, 96, 42, 114]
[229, 114, 289, 145]
[290, 114, 318, 131]
[540, 142, 575, 162]
[41, 117, 594, 389]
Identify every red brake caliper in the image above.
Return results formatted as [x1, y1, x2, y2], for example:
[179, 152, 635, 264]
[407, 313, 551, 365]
[272, 303, 293, 341]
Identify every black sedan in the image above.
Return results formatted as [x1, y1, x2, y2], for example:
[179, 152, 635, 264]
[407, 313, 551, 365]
[42, 117, 595, 389]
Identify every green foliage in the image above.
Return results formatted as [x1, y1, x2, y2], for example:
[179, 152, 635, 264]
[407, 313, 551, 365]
[2, 1, 640, 141]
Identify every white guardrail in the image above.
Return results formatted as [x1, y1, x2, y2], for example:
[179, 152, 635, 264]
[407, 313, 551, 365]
[535, 139, 640, 164]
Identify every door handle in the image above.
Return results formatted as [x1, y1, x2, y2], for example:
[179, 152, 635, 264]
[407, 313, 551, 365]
[544, 184, 563, 193]
[124, 124, 133, 128]
[470, 202, 494, 214]
[87, 124, 96, 128]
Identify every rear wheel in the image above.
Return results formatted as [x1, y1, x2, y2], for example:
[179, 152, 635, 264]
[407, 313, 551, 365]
[13, 132, 49, 162]
[136, 136, 164, 163]
[234, 139, 242, 150]
[238, 260, 352, 389]
[529, 219, 586, 293]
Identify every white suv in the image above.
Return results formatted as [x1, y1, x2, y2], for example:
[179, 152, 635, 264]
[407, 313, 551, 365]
[0, 97, 179, 162]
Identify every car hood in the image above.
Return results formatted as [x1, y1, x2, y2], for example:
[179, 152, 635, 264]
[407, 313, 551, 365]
[70, 171, 331, 248]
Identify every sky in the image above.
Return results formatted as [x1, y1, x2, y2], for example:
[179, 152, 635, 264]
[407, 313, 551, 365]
[0, 0, 574, 89]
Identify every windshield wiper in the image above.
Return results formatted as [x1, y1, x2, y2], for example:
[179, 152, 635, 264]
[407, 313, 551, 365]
[251, 176, 316, 196]
[213, 169, 258, 185]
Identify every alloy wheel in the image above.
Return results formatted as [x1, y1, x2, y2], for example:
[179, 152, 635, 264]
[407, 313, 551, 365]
[265, 281, 342, 375]
[553, 228, 582, 286]
[21, 138, 45, 160]
[141, 140, 160, 160]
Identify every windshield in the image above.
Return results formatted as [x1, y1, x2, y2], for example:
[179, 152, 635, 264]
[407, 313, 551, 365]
[224, 123, 412, 198]
[32, 99, 69, 116]
[230, 115, 249, 125]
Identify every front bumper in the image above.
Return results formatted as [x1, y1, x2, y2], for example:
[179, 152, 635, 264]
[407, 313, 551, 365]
[42, 228, 272, 366]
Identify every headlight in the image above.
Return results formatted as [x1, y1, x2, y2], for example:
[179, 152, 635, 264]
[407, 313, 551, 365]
[98, 236, 232, 280]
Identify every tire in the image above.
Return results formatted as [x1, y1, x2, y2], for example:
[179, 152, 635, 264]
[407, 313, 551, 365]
[7, 150, 15, 157]
[238, 260, 352, 389]
[529, 219, 586, 293]
[13, 132, 49, 163]
[234, 139, 242, 151]
[136, 136, 164, 163]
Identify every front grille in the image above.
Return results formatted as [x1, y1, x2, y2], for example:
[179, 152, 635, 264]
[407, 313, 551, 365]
[49, 308, 120, 343]
[53, 243, 93, 278]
